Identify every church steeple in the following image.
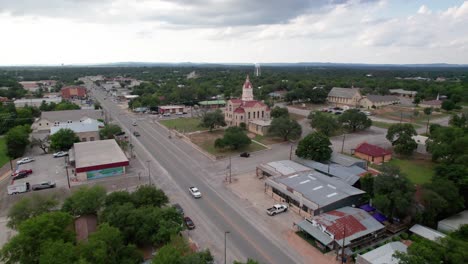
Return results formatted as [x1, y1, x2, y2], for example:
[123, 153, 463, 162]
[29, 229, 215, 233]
[241, 75, 254, 101]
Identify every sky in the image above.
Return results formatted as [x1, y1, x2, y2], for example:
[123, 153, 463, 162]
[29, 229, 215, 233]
[0, 0, 467, 65]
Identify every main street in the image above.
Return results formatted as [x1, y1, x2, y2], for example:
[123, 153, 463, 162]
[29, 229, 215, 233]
[89, 85, 301, 264]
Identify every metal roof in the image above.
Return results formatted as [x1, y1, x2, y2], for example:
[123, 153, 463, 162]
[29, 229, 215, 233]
[328, 87, 360, 98]
[437, 210, 468, 232]
[410, 224, 446, 242]
[330, 152, 366, 168]
[258, 160, 311, 177]
[74, 139, 128, 169]
[270, 171, 364, 209]
[50, 118, 101, 135]
[198, 100, 226, 105]
[295, 158, 365, 185]
[41, 109, 103, 122]
[364, 95, 400, 103]
[359, 242, 407, 264]
[297, 220, 334, 245]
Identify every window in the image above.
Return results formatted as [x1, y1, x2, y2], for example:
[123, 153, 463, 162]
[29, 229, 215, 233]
[253, 112, 256, 118]
[90, 137, 95, 141]
[248, 112, 250, 119]
[262, 111, 264, 118]
[46, 123, 49, 125]
[39, 123, 41, 126]
[82, 138, 87, 142]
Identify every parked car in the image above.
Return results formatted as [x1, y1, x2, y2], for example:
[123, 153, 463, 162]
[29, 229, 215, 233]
[53, 151, 68, 158]
[184, 216, 195, 230]
[17, 157, 34, 165]
[11, 169, 33, 180]
[266, 204, 288, 216]
[173, 203, 184, 215]
[240, 152, 250, 158]
[189, 187, 202, 198]
[362, 111, 372, 116]
[133, 131, 141, 137]
[163, 113, 171, 117]
[132, 121, 137, 126]
[32, 181, 56, 191]
[176, 112, 184, 115]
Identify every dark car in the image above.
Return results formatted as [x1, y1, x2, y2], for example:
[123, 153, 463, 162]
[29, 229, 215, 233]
[173, 203, 184, 215]
[32, 181, 56, 191]
[240, 152, 250, 158]
[133, 131, 140, 137]
[184, 217, 195, 230]
[11, 169, 33, 180]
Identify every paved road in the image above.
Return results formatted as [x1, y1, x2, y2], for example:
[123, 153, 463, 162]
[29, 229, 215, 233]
[89, 86, 299, 264]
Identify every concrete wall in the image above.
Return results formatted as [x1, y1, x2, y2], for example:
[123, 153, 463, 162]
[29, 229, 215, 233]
[77, 131, 100, 142]
[354, 152, 392, 164]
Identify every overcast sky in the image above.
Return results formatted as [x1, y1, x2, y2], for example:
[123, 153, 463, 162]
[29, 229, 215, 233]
[0, 0, 467, 65]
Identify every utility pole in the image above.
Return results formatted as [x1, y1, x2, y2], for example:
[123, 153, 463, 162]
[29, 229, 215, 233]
[146, 160, 151, 185]
[229, 156, 232, 184]
[66, 164, 71, 189]
[341, 134, 346, 154]
[224, 231, 230, 264]
[341, 224, 346, 264]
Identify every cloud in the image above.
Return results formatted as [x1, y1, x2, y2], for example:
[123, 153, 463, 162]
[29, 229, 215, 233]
[417, 5, 431, 15]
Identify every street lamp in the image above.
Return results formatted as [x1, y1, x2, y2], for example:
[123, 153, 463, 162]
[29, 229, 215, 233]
[224, 231, 230, 264]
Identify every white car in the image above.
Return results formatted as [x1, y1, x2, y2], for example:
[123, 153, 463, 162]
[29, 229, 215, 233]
[53, 151, 68, 158]
[17, 157, 34, 165]
[189, 187, 202, 198]
[176, 112, 184, 115]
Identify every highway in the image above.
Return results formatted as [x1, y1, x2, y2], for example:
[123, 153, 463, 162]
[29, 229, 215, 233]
[90, 86, 299, 264]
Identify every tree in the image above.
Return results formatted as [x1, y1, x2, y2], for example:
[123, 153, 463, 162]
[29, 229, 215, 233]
[267, 116, 302, 141]
[5, 125, 31, 159]
[49, 128, 80, 151]
[100, 124, 122, 139]
[234, 259, 260, 264]
[338, 109, 372, 132]
[104, 191, 133, 207]
[360, 174, 374, 199]
[0, 212, 74, 264]
[372, 165, 414, 220]
[31, 136, 50, 154]
[295, 132, 332, 162]
[7, 194, 59, 229]
[270, 106, 289, 118]
[423, 107, 432, 134]
[386, 123, 418, 156]
[62, 185, 106, 216]
[39, 240, 79, 264]
[427, 126, 468, 164]
[200, 109, 226, 131]
[441, 100, 457, 111]
[78, 223, 142, 264]
[94, 101, 102, 110]
[131, 185, 169, 208]
[152, 235, 213, 264]
[308, 111, 341, 136]
[215, 127, 251, 150]
[450, 112, 467, 129]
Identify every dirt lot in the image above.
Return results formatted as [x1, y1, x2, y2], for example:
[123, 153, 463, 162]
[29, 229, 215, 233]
[228, 172, 339, 264]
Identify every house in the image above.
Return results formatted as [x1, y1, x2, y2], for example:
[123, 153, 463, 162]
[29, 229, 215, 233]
[389, 89, 417, 98]
[19, 81, 40, 92]
[356, 242, 407, 264]
[50, 118, 101, 142]
[354, 143, 392, 164]
[295, 157, 368, 186]
[360, 95, 400, 109]
[412, 135, 428, 154]
[256, 160, 312, 178]
[268, 90, 287, 100]
[409, 224, 446, 242]
[265, 171, 365, 218]
[198, 100, 226, 109]
[296, 207, 385, 251]
[159, 105, 184, 114]
[437, 210, 468, 233]
[70, 139, 129, 182]
[225, 75, 270, 130]
[14, 97, 62, 108]
[327, 87, 362, 107]
[34, 109, 103, 131]
[20, 80, 57, 92]
[419, 100, 442, 109]
[61, 86, 87, 100]
[247, 119, 271, 136]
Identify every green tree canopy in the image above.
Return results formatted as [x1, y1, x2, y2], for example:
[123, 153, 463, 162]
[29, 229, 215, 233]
[270, 106, 289, 118]
[308, 111, 341, 136]
[131, 185, 169, 208]
[62, 185, 106, 216]
[295, 132, 332, 162]
[200, 109, 226, 131]
[215, 127, 251, 150]
[5, 125, 31, 159]
[7, 194, 59, 229]
[99, 124, 122, 139]
[267, 116, 302, 141]
[427, 126, 468, 164]
[50, 128, 80, 151]
[152, 235, 213, 264]
[386, 123, 418, 156]
[338, 109, 372, 132]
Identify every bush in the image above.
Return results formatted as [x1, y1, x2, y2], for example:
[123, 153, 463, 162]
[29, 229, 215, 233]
[401, 233, 409, 240]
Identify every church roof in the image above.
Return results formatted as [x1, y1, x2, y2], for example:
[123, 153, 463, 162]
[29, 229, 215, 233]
[243, 75, 253, 89]
[234, 107, 245, 113]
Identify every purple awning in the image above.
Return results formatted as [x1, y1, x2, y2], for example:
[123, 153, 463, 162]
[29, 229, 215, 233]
[372, 212, 388, 223]
[359, 204, 376, 212]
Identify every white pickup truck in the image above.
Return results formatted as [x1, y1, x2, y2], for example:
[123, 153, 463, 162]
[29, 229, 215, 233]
[266, 204, 288, 216]
[8, 182, 30, 195]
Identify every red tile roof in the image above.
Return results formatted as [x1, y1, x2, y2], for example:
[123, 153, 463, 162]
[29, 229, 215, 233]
[355, 142, 391, 157]
[233, 107, 245, 113]
[243, 100, 266, 107]
[243, 75, 253, 89]
[229, 99, 243, 104]
[61, 86, 87, 99]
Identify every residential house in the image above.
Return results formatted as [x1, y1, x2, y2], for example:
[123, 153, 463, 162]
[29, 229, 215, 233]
[268, 90, 287, 100]
[353, 143, 392, 164]
[225, 75, 270, 129]
[360, 95, 400, 109]
[50, 118, 101, 142]
[34, 109, 103, 132]
[265, 171, 365, 218]
[356, 242, 407, 264]
[327, 87, 362, 107]
[74, 215, 98, 242]
[296, 206, 385, 251]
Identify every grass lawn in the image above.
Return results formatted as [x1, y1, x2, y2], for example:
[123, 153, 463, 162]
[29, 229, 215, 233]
[372, 121, 421, 129]
[253, 134, 285, 145]
[386, 158, 434, 184]
[0, 137, 8, 168]
[189, 130, 267, 157]
[159, 117, 202, 133]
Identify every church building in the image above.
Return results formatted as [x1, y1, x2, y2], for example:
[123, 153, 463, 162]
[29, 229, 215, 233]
[225, 76, 270, 130]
